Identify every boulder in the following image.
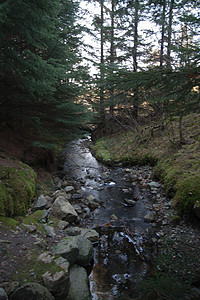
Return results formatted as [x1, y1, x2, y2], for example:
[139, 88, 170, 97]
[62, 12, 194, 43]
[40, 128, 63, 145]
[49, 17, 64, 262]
[55, 238, 79, 265]
[81, 228, 99, 243]
[73, 235, 94, 267]
[51, 190, 68, 201]
[66, 265, 91, 300]
[66, 227, 82, 236]
[0, 282, 19, 297]
[0, 288, 8, 300]
[42, 270, 69, 300]
[10, 283, 54, 300]
[51, 196, 78, 223]
[34, 194, 47, 210]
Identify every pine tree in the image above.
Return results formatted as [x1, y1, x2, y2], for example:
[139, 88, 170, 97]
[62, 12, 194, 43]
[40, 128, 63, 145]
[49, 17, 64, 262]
[0, 0, 90, 142]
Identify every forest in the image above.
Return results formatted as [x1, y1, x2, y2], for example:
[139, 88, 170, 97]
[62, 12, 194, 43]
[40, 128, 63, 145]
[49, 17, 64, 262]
[0, 0, 200, 299]
[0, 0, 199, 142]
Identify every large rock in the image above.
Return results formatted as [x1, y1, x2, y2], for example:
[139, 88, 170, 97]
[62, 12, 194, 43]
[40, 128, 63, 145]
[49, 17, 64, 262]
[34, 194, 47, 210]
[0, 282, 19, 297]
[10, 283, 54, 300]
[42, 270, 69, 300]
[66, 227, 99, 243]
[51, 196, 78, 223]
[55, 238, 79, 265]
[81, 228, 99, 243]
[0, 288, 8, 300]
[67, 265, 91, 300]
[73, 235, 94, 267]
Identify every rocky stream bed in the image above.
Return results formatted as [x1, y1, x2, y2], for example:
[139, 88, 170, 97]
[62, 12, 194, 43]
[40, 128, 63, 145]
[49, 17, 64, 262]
[1, 136, 200, 299]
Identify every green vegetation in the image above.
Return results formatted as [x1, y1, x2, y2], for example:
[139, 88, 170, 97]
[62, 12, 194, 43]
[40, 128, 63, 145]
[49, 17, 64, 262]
[0, 161, 36, 217]
[11, 252, 63, 285]
[19, 210, 59, 234]
[92, 113, 200, 216]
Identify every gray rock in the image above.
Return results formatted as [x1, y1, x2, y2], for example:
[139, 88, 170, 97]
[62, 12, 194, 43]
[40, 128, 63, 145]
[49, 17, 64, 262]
[65, 186, 75, 192]
[81, 228, 99, 243]
[21, 223, 36, 233]
[144, 212, 155, 222]
[55, 238, 79, 265]
[43, 225, 56, 238]
[72, 204, 82, 214]
[0, 288, 8, 300]
[53, 177, 62, 189]
[54, 257, 70, 273]
[86, 198, 100, 210]
[52, 190, 68, 200]
[67, 265, 91, 300]
[37, 252, 55, 264]
[51, 196, 78, 223]
[42, 270, 69, 300]
[147, 181, 160, 188]
[34, 194, 47, 210]
[66, 227, 82, 236]
[10, 282, 54, 300]
[73, 235, 94, 266]
[87, 195, 95, 202]
[58, 220, 69, 230]
[0, 282, 19, 297]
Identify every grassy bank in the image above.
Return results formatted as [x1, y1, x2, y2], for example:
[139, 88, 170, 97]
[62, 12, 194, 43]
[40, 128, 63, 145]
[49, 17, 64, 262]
[92, 113, 200, 216]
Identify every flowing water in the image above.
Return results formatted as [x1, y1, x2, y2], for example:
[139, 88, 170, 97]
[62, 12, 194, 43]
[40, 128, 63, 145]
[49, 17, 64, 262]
[64, 136, 161, 299]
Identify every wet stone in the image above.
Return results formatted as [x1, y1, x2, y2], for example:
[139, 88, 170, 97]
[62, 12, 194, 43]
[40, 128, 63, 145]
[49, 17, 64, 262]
[144, 212, 155, 222]
[65, 186, 75, 192]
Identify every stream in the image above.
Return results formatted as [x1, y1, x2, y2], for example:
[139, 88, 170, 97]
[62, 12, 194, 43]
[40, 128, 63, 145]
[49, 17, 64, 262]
[64, 136, 163, 299]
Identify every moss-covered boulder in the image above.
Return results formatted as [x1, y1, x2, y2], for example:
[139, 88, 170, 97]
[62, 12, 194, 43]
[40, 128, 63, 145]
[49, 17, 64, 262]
[0, 158, 36, 216]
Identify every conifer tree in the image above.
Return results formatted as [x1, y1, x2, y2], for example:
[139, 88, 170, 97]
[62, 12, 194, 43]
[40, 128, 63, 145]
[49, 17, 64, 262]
[0, 0, 89, 142]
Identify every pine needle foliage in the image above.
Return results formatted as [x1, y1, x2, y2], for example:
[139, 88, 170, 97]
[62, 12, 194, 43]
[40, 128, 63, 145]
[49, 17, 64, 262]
[0, 0, 91, 144]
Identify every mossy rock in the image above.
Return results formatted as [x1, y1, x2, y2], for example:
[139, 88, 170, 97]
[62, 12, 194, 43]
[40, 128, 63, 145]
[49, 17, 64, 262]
[0, 160, 36, 216]
[174, 174, 200, 215]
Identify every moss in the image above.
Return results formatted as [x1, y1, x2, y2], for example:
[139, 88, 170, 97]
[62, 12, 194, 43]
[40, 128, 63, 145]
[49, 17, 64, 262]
[19, 210, 60, 234]
[11, 251, 63, 285]
[174, 174, 200, 215]
[0, 161, 37, 217]
[0, 216, 19, 229]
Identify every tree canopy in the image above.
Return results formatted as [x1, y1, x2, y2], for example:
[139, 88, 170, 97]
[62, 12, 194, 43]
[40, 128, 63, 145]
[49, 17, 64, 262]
[0, 0, 90, 145]
[0, 0, 199, 144]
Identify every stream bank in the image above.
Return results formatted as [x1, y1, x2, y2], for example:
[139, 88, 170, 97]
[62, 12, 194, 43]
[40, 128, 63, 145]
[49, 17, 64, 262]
[0, 134, 200, 299]
[63, 135, 200, 299]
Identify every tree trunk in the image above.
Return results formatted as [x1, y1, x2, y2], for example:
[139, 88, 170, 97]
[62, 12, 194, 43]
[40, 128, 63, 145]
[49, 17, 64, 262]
[100, 0, 105, 119]
[167, 0, 174, 68]
[132, 0, 139, 119]
[160, 0, 166, 67]
[109, 0, 115, 115]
